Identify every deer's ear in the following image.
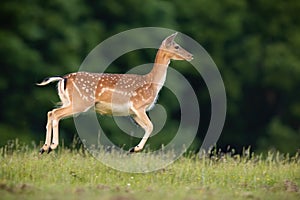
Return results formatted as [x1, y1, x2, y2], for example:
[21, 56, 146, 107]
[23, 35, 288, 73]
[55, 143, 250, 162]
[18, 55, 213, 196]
[162, 32, 178, 47]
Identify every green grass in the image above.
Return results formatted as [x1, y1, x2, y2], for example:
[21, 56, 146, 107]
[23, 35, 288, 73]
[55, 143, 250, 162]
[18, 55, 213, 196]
[0, 141, 299, 200]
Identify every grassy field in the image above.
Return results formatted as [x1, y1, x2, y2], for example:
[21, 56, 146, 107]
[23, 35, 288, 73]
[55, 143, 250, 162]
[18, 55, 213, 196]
[0, 141, 299, 200]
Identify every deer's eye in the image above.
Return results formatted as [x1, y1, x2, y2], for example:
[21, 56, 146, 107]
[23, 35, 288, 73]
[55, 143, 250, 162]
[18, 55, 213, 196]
[174, 45, 179, 49]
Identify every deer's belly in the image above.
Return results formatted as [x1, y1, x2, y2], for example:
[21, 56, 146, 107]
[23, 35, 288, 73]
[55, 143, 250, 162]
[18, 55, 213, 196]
[95, 101, 134, 116]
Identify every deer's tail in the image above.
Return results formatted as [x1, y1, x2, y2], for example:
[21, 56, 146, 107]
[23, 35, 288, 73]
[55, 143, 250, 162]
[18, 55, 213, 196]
[36, 76, 63, 86]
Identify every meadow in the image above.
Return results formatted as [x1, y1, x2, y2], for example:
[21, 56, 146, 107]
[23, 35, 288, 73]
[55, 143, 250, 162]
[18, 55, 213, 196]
[0, 140, 299, 200]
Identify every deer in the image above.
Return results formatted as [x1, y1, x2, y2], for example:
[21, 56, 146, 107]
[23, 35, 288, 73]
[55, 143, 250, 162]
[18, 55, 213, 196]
[37, 32, 193, 154]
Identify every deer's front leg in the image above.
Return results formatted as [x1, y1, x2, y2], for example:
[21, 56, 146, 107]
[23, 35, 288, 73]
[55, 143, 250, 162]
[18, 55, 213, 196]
[39, 111, 53, 154]
[129, 109, 153, 153]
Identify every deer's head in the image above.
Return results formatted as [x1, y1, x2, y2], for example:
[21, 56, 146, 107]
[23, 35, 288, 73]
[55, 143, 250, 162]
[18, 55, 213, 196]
[160, 33, 193, 61]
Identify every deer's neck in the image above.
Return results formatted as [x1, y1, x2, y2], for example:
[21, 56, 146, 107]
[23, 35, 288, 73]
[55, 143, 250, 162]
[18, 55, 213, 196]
[148, 49, 170, 89]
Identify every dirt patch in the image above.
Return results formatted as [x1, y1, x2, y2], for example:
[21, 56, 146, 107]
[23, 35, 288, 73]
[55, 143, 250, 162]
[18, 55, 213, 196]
[110, 195, 135, 200]
[96, 184, 111, 191]
[0, 183, 34, 194]
[284, 180, 299, 192]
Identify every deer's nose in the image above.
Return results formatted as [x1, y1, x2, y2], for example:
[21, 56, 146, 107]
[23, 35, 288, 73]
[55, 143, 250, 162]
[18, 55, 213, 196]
[187, 54, 194, 61]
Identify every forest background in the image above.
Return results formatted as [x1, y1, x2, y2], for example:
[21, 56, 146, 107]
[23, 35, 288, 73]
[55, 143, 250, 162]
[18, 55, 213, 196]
[0, 0, 299, 154]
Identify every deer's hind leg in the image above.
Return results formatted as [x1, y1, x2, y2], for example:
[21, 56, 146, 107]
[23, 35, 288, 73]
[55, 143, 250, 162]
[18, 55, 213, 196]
[39, 111, 55, 154]
[40, 105, 91, 154]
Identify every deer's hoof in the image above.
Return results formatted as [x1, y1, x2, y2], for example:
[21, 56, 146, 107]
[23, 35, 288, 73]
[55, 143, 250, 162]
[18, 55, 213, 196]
[129, 147, 135, 153]
[128, 146, 141, 153]
[47, 147, 52, 154]
[39, 148, 45, 155]
[39, 144, 49, 155]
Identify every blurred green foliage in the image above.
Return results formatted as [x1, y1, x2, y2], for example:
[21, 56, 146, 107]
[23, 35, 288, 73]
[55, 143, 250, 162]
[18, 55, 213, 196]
[0, 0, 299, 153]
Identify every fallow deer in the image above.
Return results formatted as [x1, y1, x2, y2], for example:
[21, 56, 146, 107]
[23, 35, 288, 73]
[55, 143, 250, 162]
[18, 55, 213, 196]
[37, 33, 193, 154]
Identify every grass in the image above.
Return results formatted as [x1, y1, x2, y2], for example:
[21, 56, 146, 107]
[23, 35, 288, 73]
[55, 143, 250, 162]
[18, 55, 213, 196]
[0, 140, 299, 200]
